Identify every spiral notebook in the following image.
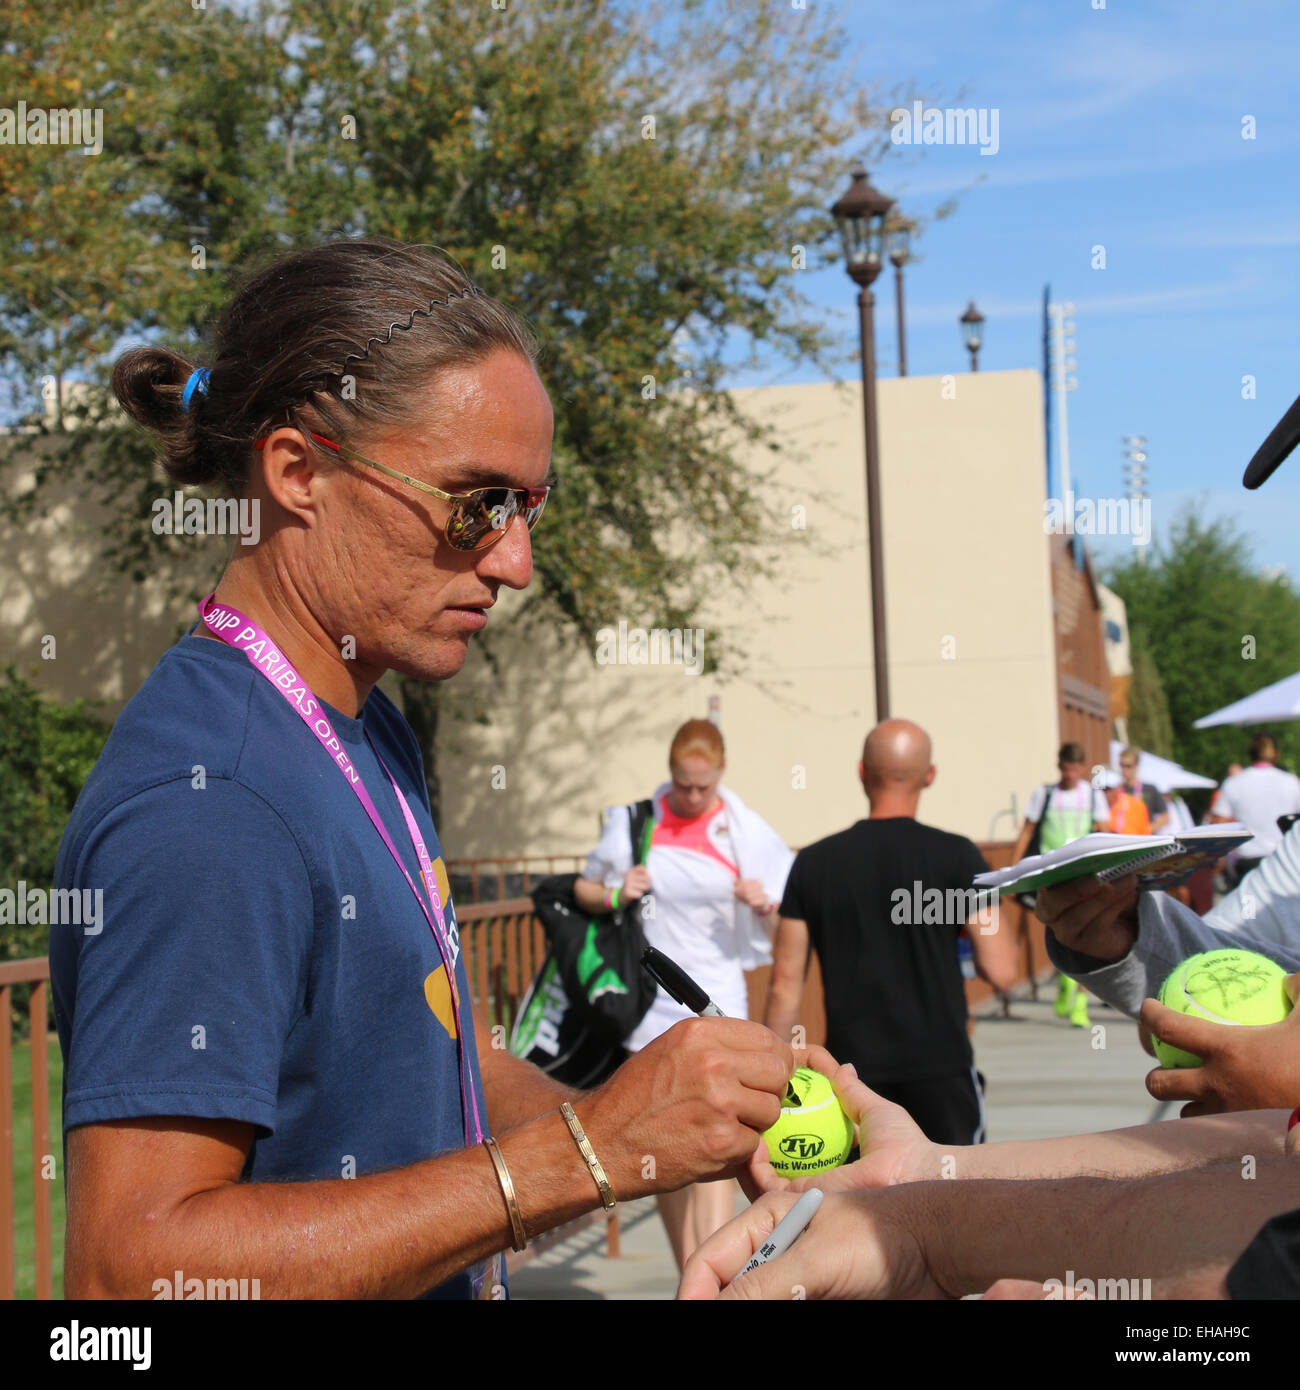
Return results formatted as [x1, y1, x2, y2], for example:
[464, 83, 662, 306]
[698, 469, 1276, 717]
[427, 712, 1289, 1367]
[974, 824, 1253, 896]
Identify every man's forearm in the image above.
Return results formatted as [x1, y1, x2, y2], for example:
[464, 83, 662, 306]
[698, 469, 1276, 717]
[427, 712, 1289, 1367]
[481, 1046, 583, 1130]
[921, 1109, 1288, 1183]
[72, 1106, 604, 1300]
[763, 982, 801, 1043]
[915, 1156, 1299, 1298]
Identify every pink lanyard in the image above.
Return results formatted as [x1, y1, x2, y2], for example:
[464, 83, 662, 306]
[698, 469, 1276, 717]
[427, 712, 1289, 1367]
[198, 594, 484, 1147]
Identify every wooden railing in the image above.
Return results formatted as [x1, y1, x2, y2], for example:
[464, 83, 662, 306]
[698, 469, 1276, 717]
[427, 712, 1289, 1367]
[0, 958, 53, 1301]
[457, 896, 548, 1031]
[447, 855, 585, 906]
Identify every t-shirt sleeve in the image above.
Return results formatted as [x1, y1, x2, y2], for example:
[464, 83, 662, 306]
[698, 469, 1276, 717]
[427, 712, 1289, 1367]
[582, 805, 634, 888]
[1143, 786, 1167, 818]
[1024, 784, 1047, 823]
[1092, 788, 1111, 826]
[56, 778, 315, 1135]
[960, 838, 992, 883]
[779, 849, 810, 921]
[1226, 1207, 1300, 1299]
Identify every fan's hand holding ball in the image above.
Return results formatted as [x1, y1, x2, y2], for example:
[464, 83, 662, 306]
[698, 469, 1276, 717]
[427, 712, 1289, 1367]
[762, 1067, 855, 1178]
[1153, 949, 1292, 1068]
[1141, 949, 1300, 1117]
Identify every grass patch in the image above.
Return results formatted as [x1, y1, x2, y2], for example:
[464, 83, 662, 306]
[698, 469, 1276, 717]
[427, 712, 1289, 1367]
[9, 1033, 64, 1300]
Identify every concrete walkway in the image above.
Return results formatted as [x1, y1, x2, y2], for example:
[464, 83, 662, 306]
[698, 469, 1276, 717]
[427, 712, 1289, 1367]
[508, 982, 1167, 1299]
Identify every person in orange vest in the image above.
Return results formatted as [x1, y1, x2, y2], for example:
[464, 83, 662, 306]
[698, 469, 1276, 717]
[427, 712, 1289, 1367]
[1114, 747, 1169, 835]
[1107, 784, 1151, 835]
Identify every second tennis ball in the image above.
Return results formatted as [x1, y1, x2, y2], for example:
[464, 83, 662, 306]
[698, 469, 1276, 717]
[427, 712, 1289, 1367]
[763, 1066, 854, 1177]
[1154, 948, 1293, 1068]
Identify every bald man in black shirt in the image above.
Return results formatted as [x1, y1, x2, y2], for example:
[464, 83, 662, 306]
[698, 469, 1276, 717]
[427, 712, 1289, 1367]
[765, 720, 1018, 1145]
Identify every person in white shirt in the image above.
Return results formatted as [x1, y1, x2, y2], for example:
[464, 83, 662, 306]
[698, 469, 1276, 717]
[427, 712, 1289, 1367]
[573, 718, 794, 1270]
[1009, 742, 1110, 1027]
[1208, 733, 1300, 886]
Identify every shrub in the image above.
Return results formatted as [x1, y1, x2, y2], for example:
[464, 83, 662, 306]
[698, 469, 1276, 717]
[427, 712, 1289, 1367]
[0, 667, 110, 1033]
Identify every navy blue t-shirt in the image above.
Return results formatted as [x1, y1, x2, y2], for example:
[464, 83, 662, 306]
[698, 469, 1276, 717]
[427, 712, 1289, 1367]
[52, 629, 492, 1300]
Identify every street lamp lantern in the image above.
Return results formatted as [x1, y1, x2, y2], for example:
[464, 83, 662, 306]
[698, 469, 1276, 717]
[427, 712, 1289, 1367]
[831, 166, 895, 722]
[960, 300, 985, 371]
[831, 167, 896, 286]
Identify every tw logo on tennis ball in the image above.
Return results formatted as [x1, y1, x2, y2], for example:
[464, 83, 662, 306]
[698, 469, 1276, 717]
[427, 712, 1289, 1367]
[762, 1067, 854, 1177]
[1154, 948, 1294, 1069]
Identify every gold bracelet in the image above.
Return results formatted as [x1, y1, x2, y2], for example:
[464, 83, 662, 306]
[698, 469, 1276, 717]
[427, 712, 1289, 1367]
[560, 1101, 616, 1211]
[484, 1137, 528, 1253]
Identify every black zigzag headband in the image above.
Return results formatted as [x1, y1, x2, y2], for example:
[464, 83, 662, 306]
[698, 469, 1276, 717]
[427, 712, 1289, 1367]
[339, 284, 488, 371]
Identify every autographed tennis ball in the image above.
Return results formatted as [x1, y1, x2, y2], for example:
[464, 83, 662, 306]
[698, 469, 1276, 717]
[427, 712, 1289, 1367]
[1154, 948, 1293, 1069]
[762, 1067, 854, 1178]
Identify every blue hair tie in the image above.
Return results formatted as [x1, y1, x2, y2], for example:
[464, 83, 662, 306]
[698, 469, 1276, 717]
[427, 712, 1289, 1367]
[181, 367, 211, 412]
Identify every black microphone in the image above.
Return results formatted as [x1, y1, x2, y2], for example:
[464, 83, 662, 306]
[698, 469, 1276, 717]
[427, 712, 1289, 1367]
[1244, 389, 1300, 489]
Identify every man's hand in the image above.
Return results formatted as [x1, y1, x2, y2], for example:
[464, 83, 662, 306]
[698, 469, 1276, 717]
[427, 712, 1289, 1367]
[677, 1187, 944, 1300]
[745, 1060, 938, 1196]
[621, 864, 652, 902]
[735, 878, 774, 915]
[1142, 974, 1300, 1115]
[1034, 874, 1140, 964]
[577, 1018, 793, 1198]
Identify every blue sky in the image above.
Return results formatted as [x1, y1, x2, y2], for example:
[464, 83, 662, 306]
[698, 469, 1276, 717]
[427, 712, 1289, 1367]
[735, 0, 1300, 580]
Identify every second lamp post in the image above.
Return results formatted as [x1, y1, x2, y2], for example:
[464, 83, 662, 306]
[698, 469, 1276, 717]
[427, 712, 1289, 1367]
[831, 165, 895, 725]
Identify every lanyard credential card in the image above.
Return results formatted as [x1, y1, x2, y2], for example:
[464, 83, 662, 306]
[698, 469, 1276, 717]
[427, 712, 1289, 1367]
[197, 594, 486, 1153]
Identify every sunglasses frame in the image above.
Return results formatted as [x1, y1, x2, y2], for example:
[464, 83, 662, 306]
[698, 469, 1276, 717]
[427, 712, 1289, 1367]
[252, 424, 550, 552]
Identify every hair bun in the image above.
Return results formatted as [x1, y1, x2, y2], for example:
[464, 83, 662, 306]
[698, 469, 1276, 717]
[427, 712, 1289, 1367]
[111, 346, 221, 486]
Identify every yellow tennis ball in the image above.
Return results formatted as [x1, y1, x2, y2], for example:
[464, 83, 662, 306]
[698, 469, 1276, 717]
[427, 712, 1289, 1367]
[1154, 948, 1293, 1069]
[762, 1066, 854, 1178]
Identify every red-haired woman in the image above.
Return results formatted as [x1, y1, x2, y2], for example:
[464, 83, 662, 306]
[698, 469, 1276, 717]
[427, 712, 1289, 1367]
[574, 718, 795, 1270]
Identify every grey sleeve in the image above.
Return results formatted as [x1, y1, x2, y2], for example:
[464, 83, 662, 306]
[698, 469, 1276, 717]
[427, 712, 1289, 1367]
[1044, 829, 1300, 1018]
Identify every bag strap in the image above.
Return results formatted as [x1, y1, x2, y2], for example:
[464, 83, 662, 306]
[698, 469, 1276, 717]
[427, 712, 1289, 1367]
[628, 798, 655, 866]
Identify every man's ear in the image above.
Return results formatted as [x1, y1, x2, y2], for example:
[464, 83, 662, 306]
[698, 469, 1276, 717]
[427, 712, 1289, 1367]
[924, 764, 937, 788]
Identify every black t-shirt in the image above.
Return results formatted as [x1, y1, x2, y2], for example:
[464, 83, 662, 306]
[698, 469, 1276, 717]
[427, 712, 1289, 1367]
[780, 817, 990, 1083]
[1226, 1207, 1300, 1299]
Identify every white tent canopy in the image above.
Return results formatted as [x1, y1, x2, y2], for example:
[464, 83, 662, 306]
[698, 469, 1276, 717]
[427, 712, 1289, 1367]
[1107, 740, 1217, 792]
[1194, 671, 1300, 729]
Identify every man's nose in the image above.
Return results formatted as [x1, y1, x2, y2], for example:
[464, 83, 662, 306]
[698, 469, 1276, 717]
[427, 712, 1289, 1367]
[476, 514, 533, 590]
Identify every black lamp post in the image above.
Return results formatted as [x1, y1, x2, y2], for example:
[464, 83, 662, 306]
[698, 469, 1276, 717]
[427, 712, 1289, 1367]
[960, 300, 985, 371]
[887, 215, 912, 378]
[831, 166, 895, 724]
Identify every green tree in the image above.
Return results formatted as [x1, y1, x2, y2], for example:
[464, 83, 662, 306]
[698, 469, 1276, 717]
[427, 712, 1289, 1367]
[1106, 507, 1300, 779]
[1126, 636, 1174, 759]
[1, 0, 939, 816]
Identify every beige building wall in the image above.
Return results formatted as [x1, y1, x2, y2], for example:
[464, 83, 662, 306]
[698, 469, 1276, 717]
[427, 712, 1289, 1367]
[439, 368, 1061, 856]
[3, 369, 1061, 857]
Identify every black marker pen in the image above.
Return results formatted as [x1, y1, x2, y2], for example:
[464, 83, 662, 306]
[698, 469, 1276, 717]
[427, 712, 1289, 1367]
[641, 946, 798, 1105]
